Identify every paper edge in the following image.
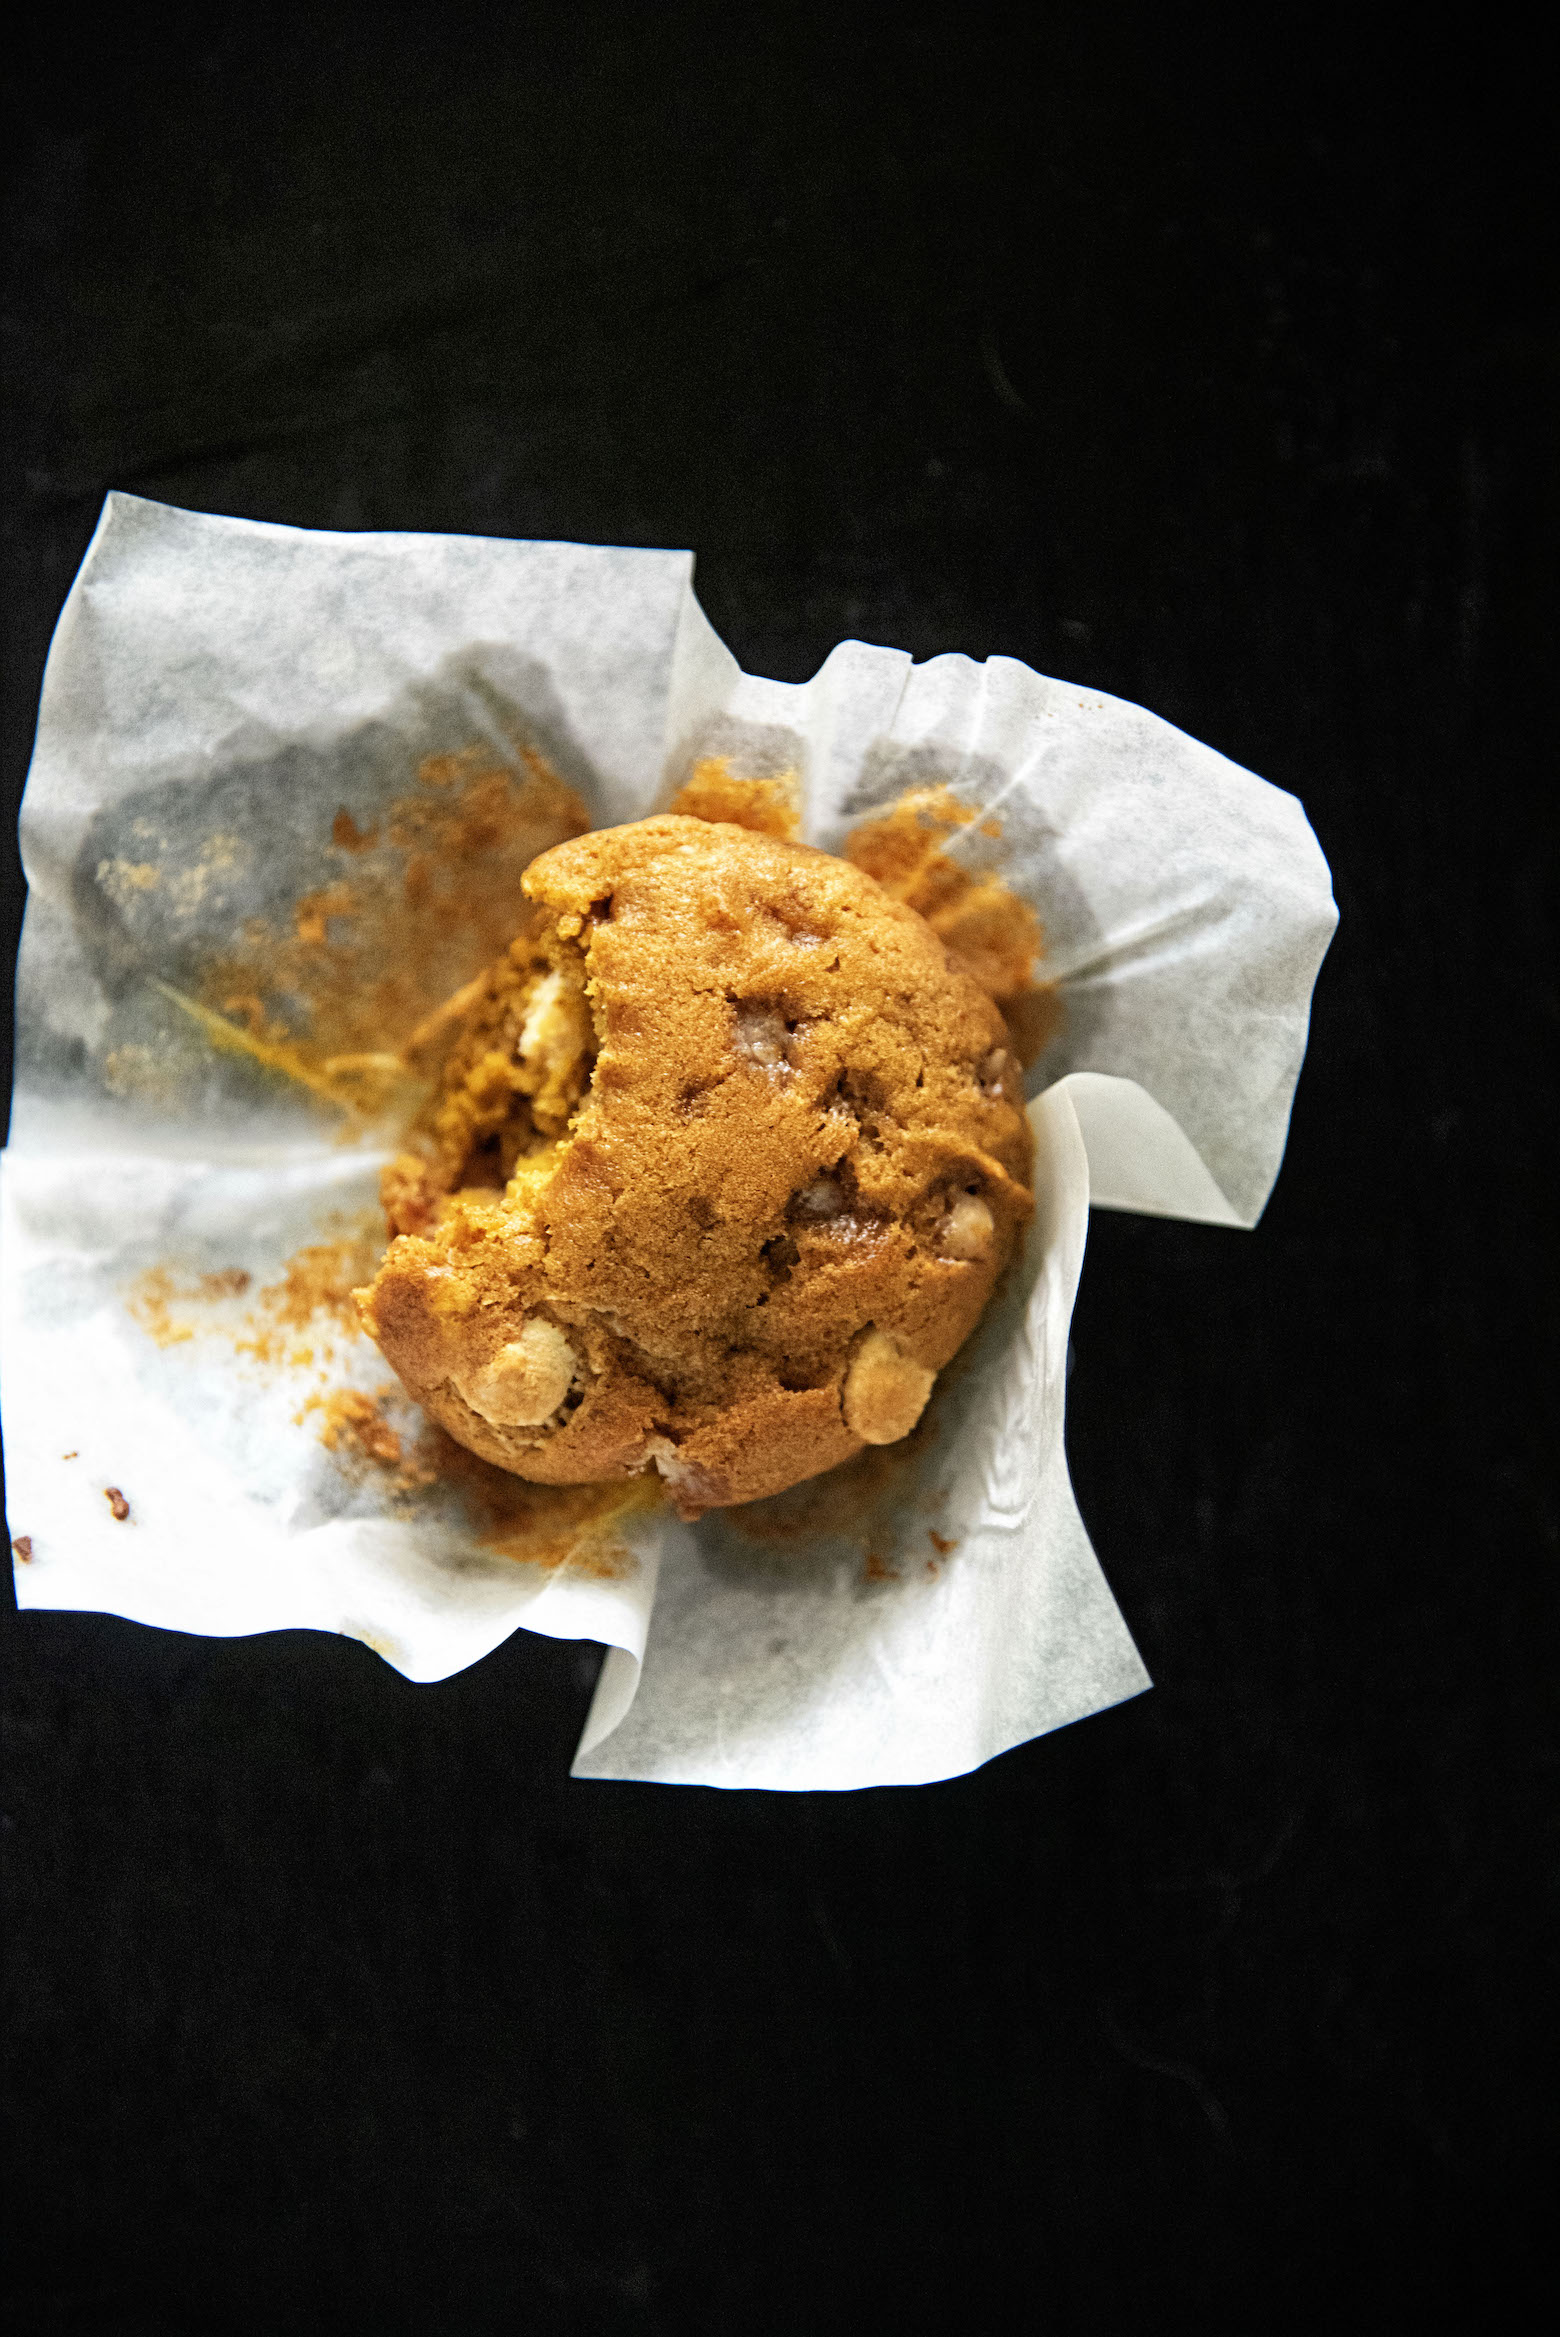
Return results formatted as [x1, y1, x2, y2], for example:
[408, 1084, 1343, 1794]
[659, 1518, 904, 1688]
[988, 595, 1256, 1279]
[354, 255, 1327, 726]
[1061, 1071, 1247, 1227]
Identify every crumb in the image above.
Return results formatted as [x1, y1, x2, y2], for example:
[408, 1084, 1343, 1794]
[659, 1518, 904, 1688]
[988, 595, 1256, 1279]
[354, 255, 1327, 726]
[124, 1266, 197, 1347]
[198, 1268, 252, 1299]
[12, 1535, 33, 1562]
[236, 1229, 382, 1364]
[309, 1386, 404, 1465]
[125, 1262, 253, 1348]
[669, 756, 802, 839]
[301, 1386, 439, 1494]
[294, 881, 357, 948]
[332, 807, 378, 852]
[104, 1488, 130, 1522]
[842, 783, 1062, 1064]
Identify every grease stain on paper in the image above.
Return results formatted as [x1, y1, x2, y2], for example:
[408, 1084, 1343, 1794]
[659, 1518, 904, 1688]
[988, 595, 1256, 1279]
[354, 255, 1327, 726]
[728, 1406, 957, 1590]
[426, 1446, 658, 1579]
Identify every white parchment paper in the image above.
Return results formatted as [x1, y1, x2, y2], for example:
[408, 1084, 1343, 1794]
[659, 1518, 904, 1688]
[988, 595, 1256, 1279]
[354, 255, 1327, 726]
[2, 495, 1336, 1789]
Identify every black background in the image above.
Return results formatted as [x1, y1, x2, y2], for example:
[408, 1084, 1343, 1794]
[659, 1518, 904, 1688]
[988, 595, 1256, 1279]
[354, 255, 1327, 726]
[2, 6, 1554, 2332]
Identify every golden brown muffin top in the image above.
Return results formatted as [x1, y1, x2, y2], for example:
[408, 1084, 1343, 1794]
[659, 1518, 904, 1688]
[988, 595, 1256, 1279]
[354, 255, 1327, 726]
[359, 815, 1034, 1513]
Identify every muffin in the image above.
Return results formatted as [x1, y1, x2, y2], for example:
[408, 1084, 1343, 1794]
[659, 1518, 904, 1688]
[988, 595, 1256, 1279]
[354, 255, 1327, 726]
[357, 814, 1034, 1514]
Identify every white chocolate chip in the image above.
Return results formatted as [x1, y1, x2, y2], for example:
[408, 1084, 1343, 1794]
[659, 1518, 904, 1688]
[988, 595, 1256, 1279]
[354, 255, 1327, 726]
[514, 965, 593, 1135]
[517, 968, 587, 1079]
[794, 1176, 844, 1217]
[455, 1319, 576, 1427]
[842, 1329, 937, 1446]
[733, 1001, 788, 1068]
[940, 1193, 995, 1260]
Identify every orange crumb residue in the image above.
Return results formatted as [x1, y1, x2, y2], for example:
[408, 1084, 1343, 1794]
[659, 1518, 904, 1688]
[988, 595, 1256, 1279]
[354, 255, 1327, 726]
[104, 1488, 130, 1521]
[863, 1552, 900, 1583]
[332, 807, 378, 853]
[182, 741, 588, 1125]
[200, 1268, 253, 1299]
[670, 756, 803, 840]
[127, 1224, 379, 1367]
[12, 1535, 33, 1563]
[928, 1530, 958, 1557]
[125, 1267, 195, 1347]
[307, 1386, 406, 1466]
[297, 1385, 438, 1494]
[842, 784, 1062, 1065]
[125, 1264, 254, 1348]
[293, 882, 358, 948]
[235, 1226, 383, 1366]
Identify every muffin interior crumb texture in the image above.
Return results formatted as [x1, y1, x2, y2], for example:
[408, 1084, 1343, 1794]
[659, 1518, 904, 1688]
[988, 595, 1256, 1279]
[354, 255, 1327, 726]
[358, 814, 1035, 1515]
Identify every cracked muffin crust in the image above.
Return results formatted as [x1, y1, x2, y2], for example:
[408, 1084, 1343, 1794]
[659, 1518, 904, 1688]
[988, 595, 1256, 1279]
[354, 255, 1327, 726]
[357, 814, 1034, 1515]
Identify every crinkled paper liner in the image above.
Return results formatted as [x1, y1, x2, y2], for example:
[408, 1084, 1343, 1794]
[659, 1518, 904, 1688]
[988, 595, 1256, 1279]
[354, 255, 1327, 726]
[2, 496, 1336, 1790]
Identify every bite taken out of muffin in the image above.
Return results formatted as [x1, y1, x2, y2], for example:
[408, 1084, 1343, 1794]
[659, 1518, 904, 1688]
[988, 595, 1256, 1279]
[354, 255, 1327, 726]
[356, 814, 1034, 1515]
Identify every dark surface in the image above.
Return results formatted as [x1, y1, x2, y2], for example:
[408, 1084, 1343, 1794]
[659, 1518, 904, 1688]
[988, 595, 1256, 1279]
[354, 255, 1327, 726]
[2, 7, 1554, 2332]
